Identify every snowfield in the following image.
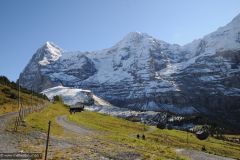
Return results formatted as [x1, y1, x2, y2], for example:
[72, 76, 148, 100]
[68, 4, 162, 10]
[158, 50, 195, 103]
[42, 86, 91, 105]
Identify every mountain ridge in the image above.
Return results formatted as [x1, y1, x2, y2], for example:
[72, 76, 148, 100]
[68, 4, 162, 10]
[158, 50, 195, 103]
[19, 13, 240, 128]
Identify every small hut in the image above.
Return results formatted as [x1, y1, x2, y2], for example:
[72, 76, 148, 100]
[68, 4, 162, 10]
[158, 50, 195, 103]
[69, 102, 85, 113]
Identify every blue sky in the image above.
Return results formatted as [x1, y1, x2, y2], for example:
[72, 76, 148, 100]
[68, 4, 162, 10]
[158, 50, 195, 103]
[0, 0, 240, 81]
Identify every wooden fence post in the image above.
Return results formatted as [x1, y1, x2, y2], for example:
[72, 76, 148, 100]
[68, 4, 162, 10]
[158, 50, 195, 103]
[44, 121, 51, 160]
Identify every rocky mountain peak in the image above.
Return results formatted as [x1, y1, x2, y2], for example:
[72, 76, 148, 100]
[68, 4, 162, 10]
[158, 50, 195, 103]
[124, 31, 150, 40]
[38, 41, 62, 66]
[230, 13, 240, 25]
[114, 31, 154, 47]
[44, 41, 56, 48]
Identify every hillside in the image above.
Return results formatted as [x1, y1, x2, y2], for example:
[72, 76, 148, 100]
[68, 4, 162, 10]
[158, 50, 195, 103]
[17, 103, 240, 159]
[0, 76, 49, 114]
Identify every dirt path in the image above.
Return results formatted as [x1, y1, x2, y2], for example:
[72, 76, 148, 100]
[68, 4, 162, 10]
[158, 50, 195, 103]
[176, 148, 235, 160]
[0, 112, 20, 152]
[56, 115, 92, 135]
[0, 112, 17, 132]
[56, 115, 141, 159]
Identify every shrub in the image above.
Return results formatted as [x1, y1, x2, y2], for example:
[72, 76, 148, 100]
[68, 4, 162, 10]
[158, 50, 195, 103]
[9, 92, 17, 99]
[1, 88, 11, 95]
[157, 122, 166, 129]
[53, 95, 63, 103]
[201, 145, 206, 151]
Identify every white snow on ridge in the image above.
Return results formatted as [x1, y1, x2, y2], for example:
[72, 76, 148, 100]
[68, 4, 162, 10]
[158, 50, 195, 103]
[39, 57, 50, 65]
[85, 104, 159, 119]
[38, 42, 62, 66]
[184, 13, 240, 55]
[45, 42, 62, 60]
[37, 13, 240, 87]
[202, 14, 240, 52]
[92, 95, 113, 107]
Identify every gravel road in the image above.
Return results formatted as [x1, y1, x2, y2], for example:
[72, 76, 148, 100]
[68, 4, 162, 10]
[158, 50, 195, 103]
[0, 112, 17, 132]
[56, 115, 92, 135]
[176, 148, 235, 160]
[0, 112, 19, 152]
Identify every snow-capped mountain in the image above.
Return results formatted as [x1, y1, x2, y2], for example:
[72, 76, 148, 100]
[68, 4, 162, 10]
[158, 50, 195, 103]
[19, 13, 240, 126]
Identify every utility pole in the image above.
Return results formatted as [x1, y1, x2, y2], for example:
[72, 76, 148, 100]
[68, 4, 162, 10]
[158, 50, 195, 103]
[31, 87, 33, 106]
[18, 79, 23, 121]
[14, 78, 22, 132]
[18, 79, 20, 112]
[45, 121, 51, 160]
[31, 87, 33, 113]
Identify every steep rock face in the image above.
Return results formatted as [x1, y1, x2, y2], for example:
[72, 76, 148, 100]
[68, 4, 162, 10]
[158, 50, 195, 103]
[41, 53, 97, 87]
[19, 14, 240, 126]
[19, 42, 63, 91]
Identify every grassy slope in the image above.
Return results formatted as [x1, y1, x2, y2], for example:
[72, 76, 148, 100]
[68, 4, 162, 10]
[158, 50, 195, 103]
[24, 103, 68, 136]
[68, 111, 240, 159]
[148, 129, 240, 158]
[23, 103, 240, 159]
[0, 84, 47, 115]
[68, 111, 181, 159]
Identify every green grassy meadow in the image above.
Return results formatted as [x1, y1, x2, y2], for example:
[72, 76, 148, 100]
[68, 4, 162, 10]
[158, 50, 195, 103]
[22, 103, 240, 159]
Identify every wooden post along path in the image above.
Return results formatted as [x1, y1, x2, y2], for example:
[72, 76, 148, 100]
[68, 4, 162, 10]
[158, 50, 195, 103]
[45, 121, 51, 160]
